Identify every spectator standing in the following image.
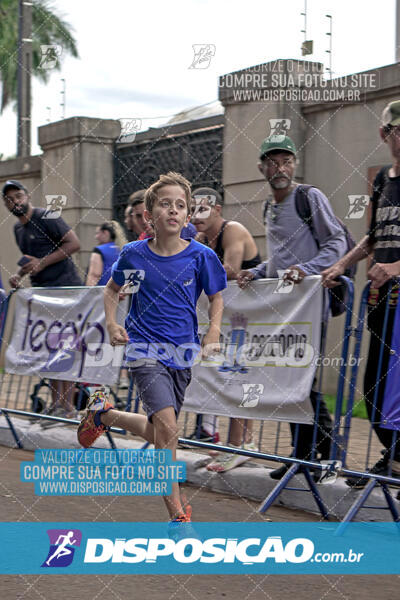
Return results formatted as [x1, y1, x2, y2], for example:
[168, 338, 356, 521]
[323, 101, 400, 485]
[4, 180, 82, 418]
[238, 136, 347, 478]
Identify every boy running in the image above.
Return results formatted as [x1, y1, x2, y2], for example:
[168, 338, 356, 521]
[77, 172, 227, 529]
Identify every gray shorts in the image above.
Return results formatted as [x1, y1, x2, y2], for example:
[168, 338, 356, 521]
[128, 359, 192, 422]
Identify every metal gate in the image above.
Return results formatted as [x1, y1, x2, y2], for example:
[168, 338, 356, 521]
[113, 116, 224, 223]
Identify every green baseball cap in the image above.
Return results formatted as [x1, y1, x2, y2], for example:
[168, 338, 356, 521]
[382, 100, 400, 127]
[259, 135, 297, 159]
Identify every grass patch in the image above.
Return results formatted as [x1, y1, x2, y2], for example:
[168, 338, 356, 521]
[324, 394, 367, 419]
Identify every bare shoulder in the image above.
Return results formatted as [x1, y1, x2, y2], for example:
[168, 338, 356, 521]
[223, 221, 249, 239]
[195, 231, 206, 243]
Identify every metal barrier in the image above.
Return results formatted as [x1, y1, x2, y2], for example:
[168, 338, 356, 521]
[333, 281, 400, 528]
[3, 279, 399, 523]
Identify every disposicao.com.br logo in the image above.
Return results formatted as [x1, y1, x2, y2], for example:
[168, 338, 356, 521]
[0, 522, 396, 574]
[83, 535, 364, 566]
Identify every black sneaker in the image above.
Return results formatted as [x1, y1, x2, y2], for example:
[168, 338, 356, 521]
[270, 464, 290, 480]
[178, 427, 220, 449]
[345, 458, 400, 488]
[187, 428, 220, 443]
[270, 462, 321, 481]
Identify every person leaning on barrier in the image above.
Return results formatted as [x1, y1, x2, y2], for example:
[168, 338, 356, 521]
[190, 186, 261, 471]
[237, 135, 347, 479]
[322, 100, 400, 487]
[3, 180, 82, 420]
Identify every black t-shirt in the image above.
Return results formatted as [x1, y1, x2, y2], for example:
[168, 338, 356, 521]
[369, 172, 400, 264]
[14, 208, 83, 287]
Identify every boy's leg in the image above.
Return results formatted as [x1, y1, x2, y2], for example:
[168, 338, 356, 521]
[101, 409, 154, 444]
[151, 406, 185, 519]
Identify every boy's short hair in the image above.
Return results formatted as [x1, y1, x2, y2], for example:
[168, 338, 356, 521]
[144, 172, 191, 213]
[192, 187, 223, 207]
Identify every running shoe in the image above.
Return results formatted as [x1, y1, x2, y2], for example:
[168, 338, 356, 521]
[206, 441, 258, 473]
[77, 389, 114, 448]
[167, 505, 199, 542]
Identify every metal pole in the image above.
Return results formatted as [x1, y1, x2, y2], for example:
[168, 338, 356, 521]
[300, 0, 307, 42]
[17, 0, 33, 157]
[396, 0, 400, 62]
[60, 78, 66, 119]
[326, 14, 332, 79]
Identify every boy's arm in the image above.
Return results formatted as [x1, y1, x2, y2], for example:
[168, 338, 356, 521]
[202, 291, 224, 358]
[104, 279, 129, 345]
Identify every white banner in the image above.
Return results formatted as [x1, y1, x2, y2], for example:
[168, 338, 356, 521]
[5, 287, 128, 385]
[184, 277, 323, 424]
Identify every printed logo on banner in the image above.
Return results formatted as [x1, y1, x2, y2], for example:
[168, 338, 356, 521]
[269, 118, 291, 142]
[41, 331, 76, 373]
[345, 195, 369, 219]
[274, 270, 295, 294]
[189, 44, 216, 69]
[122, 270, 145, 294]
[239, 383, 264, 407]
[41, 529, 82, 568]
[41, 348, 75, 373]
[42, 195, 67, 219]
[218, 312, 248, 374]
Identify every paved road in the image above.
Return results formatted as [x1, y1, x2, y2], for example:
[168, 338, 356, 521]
[0, 447, 397, 600]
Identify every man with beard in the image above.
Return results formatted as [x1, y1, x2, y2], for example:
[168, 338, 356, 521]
[238, 136, 347, 478]
[3, 180, 82, 419]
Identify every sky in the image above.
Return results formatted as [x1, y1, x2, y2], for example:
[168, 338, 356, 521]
[0, 0, 397, 157]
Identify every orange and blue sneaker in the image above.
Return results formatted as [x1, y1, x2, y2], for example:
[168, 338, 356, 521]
[77, 389, 114, 448]
[167, 505, 199, 543]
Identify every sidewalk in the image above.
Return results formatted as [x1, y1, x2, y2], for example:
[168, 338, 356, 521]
[0, 413, 397, 522]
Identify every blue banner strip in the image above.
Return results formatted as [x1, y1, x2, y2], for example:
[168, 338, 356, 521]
[1, 522, 400, 574]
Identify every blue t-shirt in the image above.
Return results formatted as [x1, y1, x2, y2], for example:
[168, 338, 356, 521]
[111, 239, 227, 369]
[94, 242, 120, 286]
[181, 222, 197, 240]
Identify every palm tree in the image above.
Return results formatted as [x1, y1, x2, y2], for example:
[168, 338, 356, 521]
[0, 0, 78, 112]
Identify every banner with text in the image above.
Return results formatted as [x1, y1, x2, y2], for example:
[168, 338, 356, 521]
[184, 277, 323, 424]
[5, 287, 128, 385]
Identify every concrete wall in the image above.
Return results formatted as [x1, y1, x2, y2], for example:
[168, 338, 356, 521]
[0, 117, 120, 290]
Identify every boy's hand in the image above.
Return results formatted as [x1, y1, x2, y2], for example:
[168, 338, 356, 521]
[201, 330, 220, 359]
[107, 322, 129, 346]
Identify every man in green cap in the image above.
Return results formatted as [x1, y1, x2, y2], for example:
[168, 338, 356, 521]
[237, 134, 347, 478]
[322, 100, 400, 487]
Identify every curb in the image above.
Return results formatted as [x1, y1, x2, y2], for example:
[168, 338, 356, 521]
[1, 415, 398, 521]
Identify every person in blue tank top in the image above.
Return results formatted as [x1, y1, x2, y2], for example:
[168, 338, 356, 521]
[86, 221, 127, 286]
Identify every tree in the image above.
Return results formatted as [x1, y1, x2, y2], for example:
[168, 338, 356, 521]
[0, 0, 78, 112]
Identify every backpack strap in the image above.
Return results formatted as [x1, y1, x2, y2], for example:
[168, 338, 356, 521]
[371, 165, 390, 203]
[294, 184, 319, 248]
